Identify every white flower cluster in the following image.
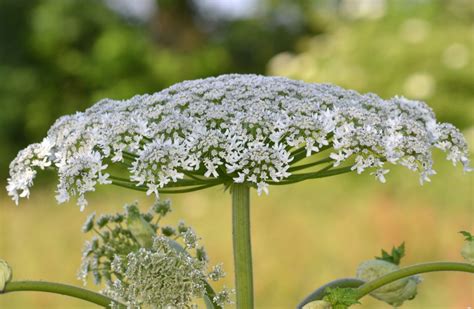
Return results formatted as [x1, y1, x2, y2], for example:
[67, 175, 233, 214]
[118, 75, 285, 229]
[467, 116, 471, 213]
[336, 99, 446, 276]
[105, 236, 232, 309]
[7, 74, 471, 209]
[78, 200, 233, 308]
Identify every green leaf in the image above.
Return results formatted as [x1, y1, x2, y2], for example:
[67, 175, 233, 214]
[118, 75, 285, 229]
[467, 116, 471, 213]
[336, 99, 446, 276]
[460, 231, 474, 241]
[375, 242, 405, 265]
[126, 204, 155, 248]
[322, 287, 360, 309]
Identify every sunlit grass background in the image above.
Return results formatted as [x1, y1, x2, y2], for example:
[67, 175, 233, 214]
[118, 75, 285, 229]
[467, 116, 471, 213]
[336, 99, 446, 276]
[1, 150, 472, 308]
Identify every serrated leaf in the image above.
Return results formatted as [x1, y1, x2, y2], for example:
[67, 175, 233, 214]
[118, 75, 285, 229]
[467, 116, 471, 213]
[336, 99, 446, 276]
[375, 242, 405, 265]
[460, 231, 474, 241]
[323, 287, 360, 309]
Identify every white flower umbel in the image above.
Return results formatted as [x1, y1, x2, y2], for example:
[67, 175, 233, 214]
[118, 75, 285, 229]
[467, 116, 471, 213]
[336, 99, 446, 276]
[7, 74, 471, 209]
[106, 237, 208, 308]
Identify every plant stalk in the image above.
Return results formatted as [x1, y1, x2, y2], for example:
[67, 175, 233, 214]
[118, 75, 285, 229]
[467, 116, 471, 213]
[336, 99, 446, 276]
[232, 183, 254, 309]
[354, 261, 474, 300]
[2, 281, 125, 308]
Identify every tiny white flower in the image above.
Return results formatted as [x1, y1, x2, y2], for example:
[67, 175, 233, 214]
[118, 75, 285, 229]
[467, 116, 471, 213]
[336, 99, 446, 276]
[371, 169, 390, 183]
[146, 183, 159, 198]
[257, 182, 269, 195]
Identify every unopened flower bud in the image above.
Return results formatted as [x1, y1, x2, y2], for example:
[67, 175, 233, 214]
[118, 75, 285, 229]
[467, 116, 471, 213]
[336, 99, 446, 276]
[461, 240, 474, 264]
[82, 212, 95, 233]
[0, 259, 12, 291]
[152, 199, 172, 216]
[161, 226, 176, 237]
[302, 300, 332, 309]
[356, 260, 420, 307]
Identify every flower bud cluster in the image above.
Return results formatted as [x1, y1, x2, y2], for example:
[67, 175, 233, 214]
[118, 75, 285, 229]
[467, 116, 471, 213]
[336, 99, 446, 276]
[460, 231, 474, 264]
[7, 74, 471, 208]
[0, 259, 12, 292]
[356, 260, 421, 307]
[78, 200, 232, 308]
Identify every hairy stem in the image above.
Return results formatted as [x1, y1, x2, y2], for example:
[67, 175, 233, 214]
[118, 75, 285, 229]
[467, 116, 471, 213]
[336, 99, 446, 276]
[232, 183, 254, 309]
[354, 262, 474, 300]
[2, 281, 125, 308]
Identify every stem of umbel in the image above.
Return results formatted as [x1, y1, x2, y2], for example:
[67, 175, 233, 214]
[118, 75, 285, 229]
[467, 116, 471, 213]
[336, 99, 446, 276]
[2, 281, 125, 308]
[232, 183, 254, 309]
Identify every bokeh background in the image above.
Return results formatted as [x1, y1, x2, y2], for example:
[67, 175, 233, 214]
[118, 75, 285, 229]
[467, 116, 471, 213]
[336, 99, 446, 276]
[0, 0, 472, 308]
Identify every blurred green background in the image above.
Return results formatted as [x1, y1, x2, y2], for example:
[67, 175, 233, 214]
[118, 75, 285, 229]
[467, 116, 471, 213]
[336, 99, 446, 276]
[0, 0, 472, 308]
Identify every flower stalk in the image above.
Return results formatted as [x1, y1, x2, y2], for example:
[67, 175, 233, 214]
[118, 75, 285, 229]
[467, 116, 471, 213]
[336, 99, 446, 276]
[354, 262, 474, 300]
[2, 281, 125, 308]
[232, 183, 254, 308]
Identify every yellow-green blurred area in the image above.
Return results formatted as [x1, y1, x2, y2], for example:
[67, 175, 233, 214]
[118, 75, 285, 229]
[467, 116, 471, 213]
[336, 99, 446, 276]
[0, 0, 473, 308]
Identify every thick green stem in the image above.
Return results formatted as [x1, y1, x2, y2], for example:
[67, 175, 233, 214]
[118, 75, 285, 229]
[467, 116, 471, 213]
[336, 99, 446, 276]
[232, 183, 254, 309]
[354, 262, 474, 300]
[2, 281, 125, 308]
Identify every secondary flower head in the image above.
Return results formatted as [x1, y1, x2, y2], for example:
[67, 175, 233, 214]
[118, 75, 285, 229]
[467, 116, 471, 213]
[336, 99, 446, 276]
[79, 200, 232, 308]
[106, 237, 208, 308]
[356, 259, 421, 307]
[7, 74, 471, 209]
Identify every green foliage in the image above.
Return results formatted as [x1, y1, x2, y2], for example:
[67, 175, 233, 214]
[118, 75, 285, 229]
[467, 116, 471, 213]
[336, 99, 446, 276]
[323, 287, 360, 309]
[460, 231, 474, 241]
[268, 0, 473, 129]
[125, 203, 156, 248]
[0, 0, 313, 179]
[375, 242, 405, 265]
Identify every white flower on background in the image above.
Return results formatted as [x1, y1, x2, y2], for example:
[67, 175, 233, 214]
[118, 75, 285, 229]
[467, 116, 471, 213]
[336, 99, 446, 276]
[6, 74, 471, 208]
[106, 237, 208, 308]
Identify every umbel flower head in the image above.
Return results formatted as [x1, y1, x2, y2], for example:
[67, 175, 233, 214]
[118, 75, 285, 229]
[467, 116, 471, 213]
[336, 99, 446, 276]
[79, 200, 232, 308]
[7, 74, 471, 209]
